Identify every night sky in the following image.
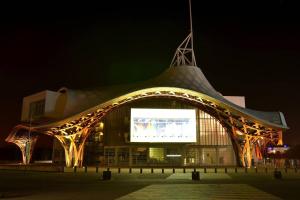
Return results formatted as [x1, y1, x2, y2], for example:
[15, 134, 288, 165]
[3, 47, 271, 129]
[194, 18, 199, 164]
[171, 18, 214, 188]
[0, 0, 299, 147]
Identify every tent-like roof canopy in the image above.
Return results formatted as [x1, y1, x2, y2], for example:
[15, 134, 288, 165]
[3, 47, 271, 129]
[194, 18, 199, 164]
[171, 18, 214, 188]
[58, 65, 287, 130]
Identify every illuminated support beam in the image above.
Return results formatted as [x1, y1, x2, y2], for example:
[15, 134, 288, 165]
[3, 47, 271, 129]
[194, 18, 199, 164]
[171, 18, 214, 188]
[227, 116, 268, 168]
[215, 111, 272, 168]
[254, 142, 263, 160]
[277, 130, 283, 145]
[235, 130, 246, 167]
[228, 117, 245, 167]
[240, 117, 253, 168]
[242, 136, 252, 168]
[55, 128, 90, 167]
[6, 136, 38, 164]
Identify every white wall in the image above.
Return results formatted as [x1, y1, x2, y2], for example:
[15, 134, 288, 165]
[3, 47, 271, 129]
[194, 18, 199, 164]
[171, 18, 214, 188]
[21, 91, 47, 121]
[21, 90, 66, 122]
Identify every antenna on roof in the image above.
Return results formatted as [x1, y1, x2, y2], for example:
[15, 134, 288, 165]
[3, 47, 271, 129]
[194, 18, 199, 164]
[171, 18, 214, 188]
[188, 0, 194, 52]
[170, 0, 197, 67]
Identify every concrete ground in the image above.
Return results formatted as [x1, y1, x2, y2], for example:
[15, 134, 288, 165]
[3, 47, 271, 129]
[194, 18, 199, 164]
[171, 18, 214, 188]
[0, 170, 300, 200]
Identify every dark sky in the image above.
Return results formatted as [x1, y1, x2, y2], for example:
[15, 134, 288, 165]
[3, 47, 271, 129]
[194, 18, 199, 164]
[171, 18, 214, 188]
[0, 0, 299, 147]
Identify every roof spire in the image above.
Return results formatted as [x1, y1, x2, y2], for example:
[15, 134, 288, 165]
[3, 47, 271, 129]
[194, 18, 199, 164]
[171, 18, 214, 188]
[170, 0, 197, 67]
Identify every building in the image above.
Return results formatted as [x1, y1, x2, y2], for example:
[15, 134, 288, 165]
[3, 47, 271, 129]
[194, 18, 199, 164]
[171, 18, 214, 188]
[5, 55, 288, 168]
[5, 3, 288, 168]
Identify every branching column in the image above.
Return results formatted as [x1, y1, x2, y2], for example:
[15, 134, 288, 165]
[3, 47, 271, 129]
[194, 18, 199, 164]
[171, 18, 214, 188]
[277, 130, 283, 145]
[232, 129, 245, 167]
[242, 135, 252, 168]
[254, 142, 263, 160]
[228, 117, 245, 167]
[7, 136, 38, 165]
[55, 128, 90, 167]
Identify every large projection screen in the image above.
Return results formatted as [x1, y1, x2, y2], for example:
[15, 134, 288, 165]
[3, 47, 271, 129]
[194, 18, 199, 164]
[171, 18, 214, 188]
[130, 108, 197, 143]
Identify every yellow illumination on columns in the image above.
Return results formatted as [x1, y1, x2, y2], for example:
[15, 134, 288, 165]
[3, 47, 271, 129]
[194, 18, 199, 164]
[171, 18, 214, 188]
[6, 136, 38, 165]
[55, 128, 90, 167]
[277, 130, 283, 145]
[244, 136, 252, 168]
[254, 143, 263, 160]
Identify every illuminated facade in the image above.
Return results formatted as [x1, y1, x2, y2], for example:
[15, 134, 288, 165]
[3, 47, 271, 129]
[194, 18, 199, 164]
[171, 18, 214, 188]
[6, 76, 287, 168]
[75, 98, 237, 167]
[5, 1, 288, 168]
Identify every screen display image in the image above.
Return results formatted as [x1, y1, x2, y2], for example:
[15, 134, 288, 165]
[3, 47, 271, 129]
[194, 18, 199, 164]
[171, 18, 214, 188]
[130, 108, 197, 143]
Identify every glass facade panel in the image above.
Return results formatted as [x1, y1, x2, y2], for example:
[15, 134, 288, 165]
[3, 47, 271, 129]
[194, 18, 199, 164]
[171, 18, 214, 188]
[117, 148, 129, 166]
[202, 148, 217, 165]
[149, 148, 164, 162]
[218, 147, 235, 165]
[76, 98, 237, 167]
[199, 110, 231, 146]
[104, 148, 115, 166]
[185, 148, 201, 166]
[132, 147, 147, 166]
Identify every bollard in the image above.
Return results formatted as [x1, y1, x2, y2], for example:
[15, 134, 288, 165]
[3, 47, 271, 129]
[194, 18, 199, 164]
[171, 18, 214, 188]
[192, 171, 200, 181]
[265, 167, 268, 173]
[274, 170, 282, 179]
[255, 167, 258, 173]
[173, 168, 175, 173]
[245, 168, 248, 173]
[151, 168, 154, 173]
[96, 166, 99, 173]
[235, 167, 237, 173]
[85, 166, 88, 173]
[103, 170, 111, 180]
[204, 168, 207, 173]
[162, 168, 164, 174]
[183, 168, 186, 173]
[129, 168, 132, 173]
[118, 168, 121, 173]
[215, 168, 217, 173]
[140, 168, 143, 174]
[74, 166, 77, 173]
[225, 168, 227, 173]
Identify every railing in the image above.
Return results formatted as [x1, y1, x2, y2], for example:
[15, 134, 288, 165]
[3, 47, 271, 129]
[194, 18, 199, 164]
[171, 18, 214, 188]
[0, 164, 64, 172]
[64, 166, 299, 174]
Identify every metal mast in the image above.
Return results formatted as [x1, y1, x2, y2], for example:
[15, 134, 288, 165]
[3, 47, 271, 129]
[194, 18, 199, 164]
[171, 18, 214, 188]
[170, 0, 197, 67]
[189, 0, 194, 52]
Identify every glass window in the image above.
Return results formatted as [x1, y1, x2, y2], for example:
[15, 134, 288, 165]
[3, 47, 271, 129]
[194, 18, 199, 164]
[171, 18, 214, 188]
[149, 148, 164, 161]
[218, 147, 236, 165]
[29, 99, 45, 119]
[198, 110, 232, 146]
[202, 148, 217, 165]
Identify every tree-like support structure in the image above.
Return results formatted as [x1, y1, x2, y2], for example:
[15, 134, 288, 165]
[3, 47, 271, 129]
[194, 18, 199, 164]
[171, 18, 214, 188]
[225, 115, 282, 168]
[54, 128, 90, 167]
[5, 132, 38, 165]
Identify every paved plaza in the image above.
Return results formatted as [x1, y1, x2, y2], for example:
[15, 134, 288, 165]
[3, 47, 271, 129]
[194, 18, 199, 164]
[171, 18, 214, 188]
[117, 184, 280, 200]
[0, 169, 300, 199]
